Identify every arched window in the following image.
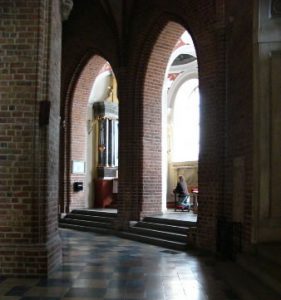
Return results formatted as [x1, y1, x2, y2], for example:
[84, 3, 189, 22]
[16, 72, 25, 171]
[172, 78, 199, 162]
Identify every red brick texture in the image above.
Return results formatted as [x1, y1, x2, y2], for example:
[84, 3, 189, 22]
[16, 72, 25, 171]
[223, 1, 254, 249]
[140, 22, 185, 218]
[127, 9, 226, 249]
[0, 0, 255, 276]
[61, 0, 254, 251]
[0, 0, 61, 275]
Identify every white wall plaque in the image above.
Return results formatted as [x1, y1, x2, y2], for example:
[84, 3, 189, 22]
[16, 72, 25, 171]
[72, 160, 85, 174]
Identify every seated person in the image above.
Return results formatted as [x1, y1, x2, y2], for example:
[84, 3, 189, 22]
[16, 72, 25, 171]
[173, 175, 190, 211]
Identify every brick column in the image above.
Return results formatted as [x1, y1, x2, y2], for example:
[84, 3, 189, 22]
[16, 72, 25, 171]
[0, 0, 62, 276]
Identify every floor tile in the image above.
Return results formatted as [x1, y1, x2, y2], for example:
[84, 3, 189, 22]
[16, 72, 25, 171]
[62, 298, 101, 300]
[23, 287, 69, 298]
[20, 297, 61, 300]
[72, 279, 109, 288]
[62, 297, 96, 300]
[3, 279, 39, 286]
[0, 297, 21, 300]
[47, 272, 80, 280]
[36, 279, 73, 287]
[78, 272, 112, 280]
[0, 229, 251, 300]
[5, 286, 31, 296]
[63, 287, 106, 298]
[104, 288, 124, 299]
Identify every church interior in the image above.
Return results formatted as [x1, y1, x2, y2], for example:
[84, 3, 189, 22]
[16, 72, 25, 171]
[0, 0, 281, 299]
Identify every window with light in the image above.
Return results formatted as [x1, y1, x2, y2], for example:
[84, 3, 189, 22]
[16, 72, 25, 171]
[172, 78, 199, 162]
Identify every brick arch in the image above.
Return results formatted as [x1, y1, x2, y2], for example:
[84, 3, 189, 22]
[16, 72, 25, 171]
[60, 54, 111, 213]
[137, 21, 187, 218]
[129, 13, 225, 250]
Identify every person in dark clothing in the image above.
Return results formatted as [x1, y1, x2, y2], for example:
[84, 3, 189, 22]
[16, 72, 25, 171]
[173, 175, 188, 196]
[173, 175, 190, 211]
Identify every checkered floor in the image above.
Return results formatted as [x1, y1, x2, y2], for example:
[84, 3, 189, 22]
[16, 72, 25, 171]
[0, 229, 240, 300]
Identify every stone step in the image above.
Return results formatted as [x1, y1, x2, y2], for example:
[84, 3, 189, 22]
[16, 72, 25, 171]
[59, 210, 196, 252]
[135, 221, 193, 235]
[118, 231, 187, 251]
[65, 213, 115, 223]
[143, 216, 195, 227]
[59, 209, 116, 233]
[71, 209, 117, 218]
[128, 226, 187, 243]
[59, 223, 114, 235]
[60, 218, 112, 229]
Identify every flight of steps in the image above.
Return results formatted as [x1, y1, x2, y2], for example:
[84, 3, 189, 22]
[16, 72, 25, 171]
[119, 216, 197, 251]
[60, 210, 197, 251]
[59, 209, 117, 234]
[216, 243, 281, 300]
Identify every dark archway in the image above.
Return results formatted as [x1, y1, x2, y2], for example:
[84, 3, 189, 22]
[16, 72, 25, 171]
[60, 54, 116, 213]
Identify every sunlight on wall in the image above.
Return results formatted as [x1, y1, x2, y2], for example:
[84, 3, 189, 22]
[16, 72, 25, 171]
[172, 78, 199, 162]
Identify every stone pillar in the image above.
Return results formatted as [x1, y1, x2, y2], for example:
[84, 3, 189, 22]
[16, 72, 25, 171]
[253, 0, 281, 242]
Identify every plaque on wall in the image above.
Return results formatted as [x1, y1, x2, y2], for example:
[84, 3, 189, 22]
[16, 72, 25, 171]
[72, 160, 85, 174]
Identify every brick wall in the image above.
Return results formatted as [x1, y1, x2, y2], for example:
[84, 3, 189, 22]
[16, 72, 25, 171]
[140, 21, 185, 217]
[61, 0, 253, 252]
[115, 2, 224, 249]
[46, 0, 63, 268]
[224, 0, 254, 249]
[0, 0, 256, 276]
[0, 0, 61, 275]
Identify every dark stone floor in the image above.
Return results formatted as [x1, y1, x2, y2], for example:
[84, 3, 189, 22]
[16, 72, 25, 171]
[0, 228, 240, 300]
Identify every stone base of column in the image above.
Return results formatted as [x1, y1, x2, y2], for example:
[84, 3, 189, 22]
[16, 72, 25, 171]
[0, 234, 62, 276]
[97, 166, 118, 178]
